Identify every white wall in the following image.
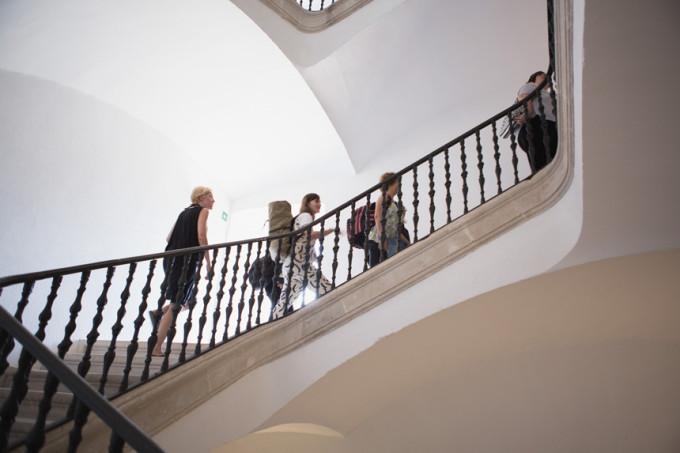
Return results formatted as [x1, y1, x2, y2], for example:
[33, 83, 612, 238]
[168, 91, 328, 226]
[0, 70, 231, 276]
[0, 70, 231, 348]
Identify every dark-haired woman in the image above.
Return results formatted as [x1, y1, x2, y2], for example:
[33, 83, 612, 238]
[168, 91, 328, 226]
[272, 193, 332, 319]
[368, 172, 410, 265]
[516, 71, 558, 172]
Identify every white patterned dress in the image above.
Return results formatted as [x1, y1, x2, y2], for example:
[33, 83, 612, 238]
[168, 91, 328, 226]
[272, 213, 331, 319]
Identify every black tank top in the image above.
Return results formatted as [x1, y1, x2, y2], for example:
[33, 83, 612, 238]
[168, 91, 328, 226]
[166, 204, 203, 251]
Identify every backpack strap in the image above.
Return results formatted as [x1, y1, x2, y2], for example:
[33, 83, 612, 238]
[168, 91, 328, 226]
[290, 214, 300, 231]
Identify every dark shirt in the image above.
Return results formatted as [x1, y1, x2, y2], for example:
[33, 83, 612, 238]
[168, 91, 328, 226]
[166, 204, 202, 251]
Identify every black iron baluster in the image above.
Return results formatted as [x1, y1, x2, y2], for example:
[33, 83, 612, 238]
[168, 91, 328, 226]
[475, 130, 486, 204]
[109, 433, 125, 453]
[314, 220, 326, 298]
[179, 258, 204, 363]
[142, 261, 170, 381]
[235, 244, 252, 335]
[99, 263, 136, 395]
[362, 194, 372, 272]
[492, 121, 503, 195]
[0, 282, 34, 377]
[253, 243, 266, 328]
[25, 384, 56, 451]
[444, 148, 452, 223]
[222, 245, 241, 342]
[523, 102, 537, 174]
[196, 249, 218, 356]
[264, 247, 279, 322]
[460, 139, 469, 214]
[346, 202, 356, 280]
[0, 276, 61, 451]
[250, 244, 265, 329]
[161, 254, 193, 371]
[396, 176, 405, 252]
[211, 246, 230, 347]
[269, 239, 286, 322]
[412, 167, 420, 242]
[0, 341, 36, 450]
[67, 398, 90, 452]
[508, 116, 520, 184]
[300, 228, 313, 308]
[535, 87, 552, 168]
[120, 261, 155, 392]
[0, 344, 29, 450]
[266, 250, 278, 323]
[25, 368, 58, 450]
[245, 244, 259, 331]
[331, 212, 341, 288]
[428, 157, 436, 234]
[378, 183, 389, 262]
[83, 267, 115, 388]
[280, 238, 296, 317]
[67, 267, 114, 418]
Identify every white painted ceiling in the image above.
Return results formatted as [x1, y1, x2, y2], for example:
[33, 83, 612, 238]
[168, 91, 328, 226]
[236, 0, 549, 171]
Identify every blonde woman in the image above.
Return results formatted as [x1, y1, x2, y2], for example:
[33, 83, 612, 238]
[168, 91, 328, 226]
[151, 186, 214, 357]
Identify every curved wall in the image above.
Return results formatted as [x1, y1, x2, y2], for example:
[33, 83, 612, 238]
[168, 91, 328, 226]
[245, 249, 680, 453]
[0, 70, 229, 276]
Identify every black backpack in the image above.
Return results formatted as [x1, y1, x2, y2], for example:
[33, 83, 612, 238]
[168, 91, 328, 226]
[248, 255, 279, 289]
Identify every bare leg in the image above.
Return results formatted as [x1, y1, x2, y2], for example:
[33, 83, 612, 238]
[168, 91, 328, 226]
[152, 303, 176, 356]
[148, 303, 170, 323]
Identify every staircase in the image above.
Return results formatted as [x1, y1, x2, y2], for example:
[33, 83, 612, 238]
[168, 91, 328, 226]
[0, 1, 569, 449]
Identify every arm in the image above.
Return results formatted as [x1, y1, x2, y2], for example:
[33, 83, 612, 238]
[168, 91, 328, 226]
[296, 213, 330, 241]
[516, 83, 538, 124]
[400, 232, 410, 245]
[197, 208, 211, 271]
[517, 92, 533, 122]
[310, 229, 333, 241]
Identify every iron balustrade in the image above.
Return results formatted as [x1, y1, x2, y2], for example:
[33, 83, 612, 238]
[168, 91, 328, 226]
[297, 0, 338, 12]
[0, 1, 556, 449]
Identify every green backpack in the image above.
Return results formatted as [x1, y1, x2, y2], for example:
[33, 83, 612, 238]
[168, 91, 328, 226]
[268, 201, 297, 260]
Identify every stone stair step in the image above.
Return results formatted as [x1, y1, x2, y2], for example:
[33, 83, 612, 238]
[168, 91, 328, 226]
[1, 366, 161, 400]
[0, 388, 71, 421]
